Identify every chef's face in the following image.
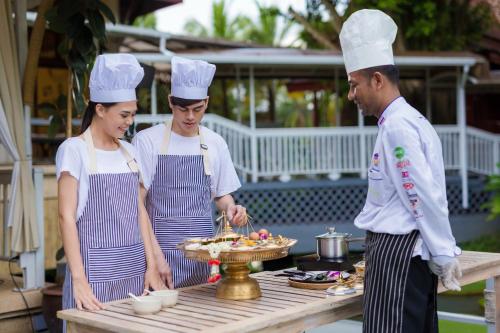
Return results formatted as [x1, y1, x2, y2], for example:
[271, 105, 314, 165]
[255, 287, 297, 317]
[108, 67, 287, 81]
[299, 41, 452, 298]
[347, 70, 379, 118]
[96, 101, 137, 138]
[169, 96, 208, 136]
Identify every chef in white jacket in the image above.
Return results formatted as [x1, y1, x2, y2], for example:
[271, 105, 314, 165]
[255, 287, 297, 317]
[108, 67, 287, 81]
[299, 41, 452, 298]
[339, 9, 462, 333]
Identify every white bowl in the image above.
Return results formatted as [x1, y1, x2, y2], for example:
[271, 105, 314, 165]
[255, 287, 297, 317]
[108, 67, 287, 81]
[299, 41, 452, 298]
[131, 296, 162, 315]
[150, 289, 179, 308]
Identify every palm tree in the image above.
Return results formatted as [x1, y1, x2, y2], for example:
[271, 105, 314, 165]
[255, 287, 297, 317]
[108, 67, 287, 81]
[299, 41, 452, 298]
[241, 1, 296, 123]
[245, 1, 294, 47]
[184, 0, 251, 40]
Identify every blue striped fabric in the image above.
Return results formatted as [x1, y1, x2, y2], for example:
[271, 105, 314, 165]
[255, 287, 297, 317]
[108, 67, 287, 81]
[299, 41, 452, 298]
[147, 154, 214, 288]
[62, 172, 146, 313]
[87, 243, 146, 283]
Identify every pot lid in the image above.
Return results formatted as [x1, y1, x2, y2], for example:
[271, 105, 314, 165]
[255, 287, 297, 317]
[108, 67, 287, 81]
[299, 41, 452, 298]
[315, 227, 350, 239]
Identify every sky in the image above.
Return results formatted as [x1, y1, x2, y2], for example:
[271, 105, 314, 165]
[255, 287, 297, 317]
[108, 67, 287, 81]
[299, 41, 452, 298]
[155, 0, 307, 45]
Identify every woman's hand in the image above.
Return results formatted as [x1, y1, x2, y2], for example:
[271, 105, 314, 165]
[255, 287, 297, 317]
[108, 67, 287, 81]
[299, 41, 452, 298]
[72, 277, 104, 311]
[144, 267, 167, 292]
[227, 204, 247, 226]
[155, 255, 174, 289]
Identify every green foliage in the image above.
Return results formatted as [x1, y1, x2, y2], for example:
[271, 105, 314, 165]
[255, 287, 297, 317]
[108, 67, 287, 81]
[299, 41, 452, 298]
[438, 320, 486, 333]
[350, 0, 492, 51]
[37, 95, 67, 138]
[184, 0, 251, 40]
[245, 1, 294, 46]
[133, 13, 156, 29]
[459, 232, 500, 252]
[45, 0, 116, 116]
[483, 163, 500, 221]
[297, 0, 493, 51]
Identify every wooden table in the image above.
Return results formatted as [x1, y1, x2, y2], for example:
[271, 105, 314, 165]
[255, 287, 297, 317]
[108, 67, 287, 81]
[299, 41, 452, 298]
[58, 251, 500, 333]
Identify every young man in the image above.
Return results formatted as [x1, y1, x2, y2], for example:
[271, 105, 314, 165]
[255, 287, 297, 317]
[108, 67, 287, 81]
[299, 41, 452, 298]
[133, 56, 247, 288]
[339, 9, 462, 333]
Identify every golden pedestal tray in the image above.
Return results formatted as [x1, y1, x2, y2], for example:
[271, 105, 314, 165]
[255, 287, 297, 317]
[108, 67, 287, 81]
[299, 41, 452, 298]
[177, 240, 297, 300]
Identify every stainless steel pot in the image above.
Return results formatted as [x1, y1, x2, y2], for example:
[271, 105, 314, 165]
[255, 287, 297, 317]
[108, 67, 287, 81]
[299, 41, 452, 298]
[315, 227, 365, 259]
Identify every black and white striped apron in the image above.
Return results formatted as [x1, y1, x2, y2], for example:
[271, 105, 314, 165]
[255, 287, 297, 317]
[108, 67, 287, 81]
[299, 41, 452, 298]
[146, 121, 213, 288]
[62, 129, 146, 313]
[363, 230, 419, 333]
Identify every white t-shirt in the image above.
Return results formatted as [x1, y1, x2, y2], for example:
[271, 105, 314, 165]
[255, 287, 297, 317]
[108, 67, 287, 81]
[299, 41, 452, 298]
[55, 137, 141, 219]
[132, 124, 241, 198]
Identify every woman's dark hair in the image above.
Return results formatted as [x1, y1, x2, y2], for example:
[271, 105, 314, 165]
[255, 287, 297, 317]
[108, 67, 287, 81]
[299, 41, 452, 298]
[80, 101, 117, 134]
[170, 96, 205, 108]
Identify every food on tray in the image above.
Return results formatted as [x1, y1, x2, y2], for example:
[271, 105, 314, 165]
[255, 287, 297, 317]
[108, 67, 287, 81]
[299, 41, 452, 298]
[353, 260, 365, 277]
[179, 211, 296, 252]
[249, 232, 260, 240]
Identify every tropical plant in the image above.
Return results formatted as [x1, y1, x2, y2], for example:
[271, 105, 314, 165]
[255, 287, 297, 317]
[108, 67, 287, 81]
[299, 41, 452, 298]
[483, 163, 500, 221]
[288, 0, 493, 52]
[244, 1, 294, 46]
[37, 94, 73, 138]
[184, 0, 252, 40]
[44, 0, 116, 130]
[133, 13, 156, 29]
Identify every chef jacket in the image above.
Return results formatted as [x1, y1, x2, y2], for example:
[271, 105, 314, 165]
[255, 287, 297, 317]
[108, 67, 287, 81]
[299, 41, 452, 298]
[354, 97, 461, 260]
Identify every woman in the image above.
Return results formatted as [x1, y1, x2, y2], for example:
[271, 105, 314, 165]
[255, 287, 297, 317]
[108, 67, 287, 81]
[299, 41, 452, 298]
[56, 54, 164, 315]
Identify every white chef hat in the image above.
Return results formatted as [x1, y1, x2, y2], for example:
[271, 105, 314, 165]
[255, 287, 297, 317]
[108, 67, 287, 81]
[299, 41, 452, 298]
[339, 9, 397, 74]
[171, 56, 216, 99]
[89, 54, 144, 103]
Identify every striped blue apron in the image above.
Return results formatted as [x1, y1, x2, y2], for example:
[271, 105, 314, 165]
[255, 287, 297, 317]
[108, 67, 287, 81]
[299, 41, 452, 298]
[146, 121, 213, 288]
[62, 129, 146, 312]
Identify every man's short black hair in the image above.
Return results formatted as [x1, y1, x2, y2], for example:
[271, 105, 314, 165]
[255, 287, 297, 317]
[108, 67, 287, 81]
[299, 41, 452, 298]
[170, 96, 205, 107]
[360, 65, 400, 85]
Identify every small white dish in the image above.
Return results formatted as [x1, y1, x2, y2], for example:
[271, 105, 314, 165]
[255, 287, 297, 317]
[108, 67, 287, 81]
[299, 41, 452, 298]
[150, 289, 179, 308]
[131, 296, 162, 315]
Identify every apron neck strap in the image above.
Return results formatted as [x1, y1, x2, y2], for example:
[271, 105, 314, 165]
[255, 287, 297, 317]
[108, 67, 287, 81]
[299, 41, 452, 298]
[83, 127, 140, 175]
[161, 120, 211, 176]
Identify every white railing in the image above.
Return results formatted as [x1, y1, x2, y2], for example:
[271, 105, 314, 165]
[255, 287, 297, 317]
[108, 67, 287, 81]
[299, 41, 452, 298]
[130, 114, 500, 181]
[467, 127, 500, 175]
[32, 115, 500, 181]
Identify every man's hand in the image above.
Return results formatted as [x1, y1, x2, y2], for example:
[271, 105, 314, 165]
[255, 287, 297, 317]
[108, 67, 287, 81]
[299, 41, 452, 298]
[227, 204, 247, 226]
[428, 256, 462, 291]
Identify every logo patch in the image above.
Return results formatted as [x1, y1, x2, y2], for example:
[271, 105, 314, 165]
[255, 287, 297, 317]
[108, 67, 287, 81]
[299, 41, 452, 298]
[403, 182, 414, 190]
[394, 146, 405, 159]
[372, 153, 380, 166]
[396, 160, 411, 169]
[402, 171, 409, 178]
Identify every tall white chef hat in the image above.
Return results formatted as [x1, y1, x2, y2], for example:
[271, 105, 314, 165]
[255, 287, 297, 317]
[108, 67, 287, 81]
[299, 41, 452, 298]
[339, 9, 397, 74]
[89, 54, 144, 103]
[171, 56, 216, 99]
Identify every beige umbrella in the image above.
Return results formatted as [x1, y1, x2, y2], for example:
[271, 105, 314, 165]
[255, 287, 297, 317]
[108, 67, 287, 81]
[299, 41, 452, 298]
[0, 1, 38, 253]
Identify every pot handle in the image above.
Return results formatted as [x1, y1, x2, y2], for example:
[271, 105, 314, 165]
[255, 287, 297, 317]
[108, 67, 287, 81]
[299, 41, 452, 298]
[346, 237, 365, 243]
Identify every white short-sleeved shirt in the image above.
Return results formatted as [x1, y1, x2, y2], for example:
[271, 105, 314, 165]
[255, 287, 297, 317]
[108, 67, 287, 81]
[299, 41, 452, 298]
[55, 137, 141, 219]
[132, 124, 241, 198]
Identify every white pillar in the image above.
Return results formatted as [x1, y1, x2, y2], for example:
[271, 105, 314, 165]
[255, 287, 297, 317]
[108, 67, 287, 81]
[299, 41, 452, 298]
[19, 168, 45, 290]
[457, 66, 469, 208]
[249, 66, 258, 182]
[236, 66, 242, 123]
[425, 68, 432, 121]
[334, 68, 340, 127]
[151, 79, 157, 115]
[358, 109, 367, 179]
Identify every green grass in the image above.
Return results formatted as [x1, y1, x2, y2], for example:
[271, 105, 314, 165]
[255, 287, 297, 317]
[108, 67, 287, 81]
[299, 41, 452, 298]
[439, 319, 486, 333]
[443, 280, 485, 296]
[459, 233, 500, 253]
